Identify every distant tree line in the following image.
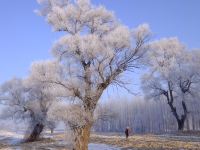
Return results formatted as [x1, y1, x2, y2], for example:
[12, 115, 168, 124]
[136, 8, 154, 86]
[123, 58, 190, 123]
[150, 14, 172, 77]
[94, 97, 200, 133]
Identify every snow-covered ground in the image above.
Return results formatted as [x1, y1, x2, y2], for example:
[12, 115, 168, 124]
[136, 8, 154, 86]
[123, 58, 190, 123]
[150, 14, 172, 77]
[0, 130, 122, 150]
[0, 130, 24, 145]
[1, 130, 200, 149]
[89, 143, 120, 150]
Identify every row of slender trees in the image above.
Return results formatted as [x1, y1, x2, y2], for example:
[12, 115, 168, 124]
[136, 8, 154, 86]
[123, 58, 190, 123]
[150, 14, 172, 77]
[94, 97, 200, 133]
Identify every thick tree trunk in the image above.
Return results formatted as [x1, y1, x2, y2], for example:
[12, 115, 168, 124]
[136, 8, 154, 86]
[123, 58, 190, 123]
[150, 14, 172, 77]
[73, 124, 92, 150]
[166, 83, 188, 131]
[25, 123, 44, 142]
[171, 113, 187, 131]
[178, 119, 185, 130]
[171, 109, 187, 131]
[168, 101, 187, 131]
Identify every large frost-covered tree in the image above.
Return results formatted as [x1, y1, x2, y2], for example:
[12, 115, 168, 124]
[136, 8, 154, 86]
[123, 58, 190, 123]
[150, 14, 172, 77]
[142, 38, 200, 130]
[36, 0, 151, 149]
[0, 61, 58, 142]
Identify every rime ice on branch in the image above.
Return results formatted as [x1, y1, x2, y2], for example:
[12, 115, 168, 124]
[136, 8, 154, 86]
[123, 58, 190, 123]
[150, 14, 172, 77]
[35, 0, 151, 149]
[142, 38, 200, 131]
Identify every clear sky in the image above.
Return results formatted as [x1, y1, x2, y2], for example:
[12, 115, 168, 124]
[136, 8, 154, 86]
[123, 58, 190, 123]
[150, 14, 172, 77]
[0, 0, 200, 99]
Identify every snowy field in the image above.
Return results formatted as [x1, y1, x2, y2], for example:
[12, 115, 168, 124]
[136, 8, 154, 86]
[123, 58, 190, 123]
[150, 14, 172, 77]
[1, 130, 200, 149]
[0, 130, 121, 150]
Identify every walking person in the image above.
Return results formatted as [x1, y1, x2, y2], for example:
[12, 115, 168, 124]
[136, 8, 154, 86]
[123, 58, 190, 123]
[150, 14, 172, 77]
[125, 127, 130, 139]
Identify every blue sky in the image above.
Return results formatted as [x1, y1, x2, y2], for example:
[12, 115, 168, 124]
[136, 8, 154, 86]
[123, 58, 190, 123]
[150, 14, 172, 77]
[0, 0, 200, 99]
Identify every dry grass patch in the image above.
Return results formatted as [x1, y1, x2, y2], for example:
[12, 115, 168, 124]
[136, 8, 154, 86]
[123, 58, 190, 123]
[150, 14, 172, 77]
[90, 134, 200, 150]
